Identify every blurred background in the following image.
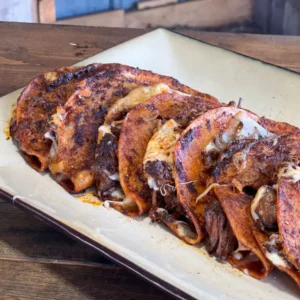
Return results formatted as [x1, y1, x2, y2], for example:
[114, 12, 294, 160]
[1, 0, 300, 35]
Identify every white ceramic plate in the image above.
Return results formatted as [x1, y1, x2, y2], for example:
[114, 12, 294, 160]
[1, 29, 300, 300]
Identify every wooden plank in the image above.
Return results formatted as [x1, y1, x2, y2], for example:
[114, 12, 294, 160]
[0, 0, 39, 23]
[181, 29, 300, 72]
[56, 10, 125, 27]
[39, 0, 56, 23]
[0, 260, 166, 300]
[1, 22, 300, 98]
[125, 0, 253, 28]
[0, 199, 113, 264]
[138, 0, 178, 10]
[0, 23, 146, 96]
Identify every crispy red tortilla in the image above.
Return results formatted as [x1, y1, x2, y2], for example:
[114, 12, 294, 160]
[10, 64, 108, 171]
[278, 177, 300, 271]
[214, 134, 300, 192]
[258, 117, 299, 135]
[214, 185, 273, 279]
[49, 64, 205, 193]
[117, 92, 220, 218]
[12, 62, 202, 175]
[252, 226, 300, 287]
[95, 85, 184, 200]
[49, 78, 140, 193]
[174, 107, 259, 244]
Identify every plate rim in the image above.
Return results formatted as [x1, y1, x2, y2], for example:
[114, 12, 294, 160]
[0, 188, 195, 300]
[169, 29, 300, 77]
[1, 28, 299, 300]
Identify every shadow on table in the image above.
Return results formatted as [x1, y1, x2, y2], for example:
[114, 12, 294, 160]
[0, 199, 166, 300]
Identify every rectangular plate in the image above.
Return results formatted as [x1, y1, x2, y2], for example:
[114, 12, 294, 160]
[1, 29, 300, 300]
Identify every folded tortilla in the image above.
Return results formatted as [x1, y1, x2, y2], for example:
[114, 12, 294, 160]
[173, 107, 260, 244]
[116, 92, 220, 222]
[10, 63, 111, 171]
[250, 160, 300, 287]
[48, 64, 204, 193]
[95, 84, 180, 199]
[194, 111, 300, 282]
[214, 185, 273, 279]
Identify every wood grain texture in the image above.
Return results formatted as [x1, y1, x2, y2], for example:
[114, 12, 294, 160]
[0, 199, 167, 299]
[0, 199, 112, 264]
[1, 22, 300, 97]
[0, 260, 166, 300]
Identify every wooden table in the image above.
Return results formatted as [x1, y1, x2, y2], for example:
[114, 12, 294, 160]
[1, 22, 300, 300]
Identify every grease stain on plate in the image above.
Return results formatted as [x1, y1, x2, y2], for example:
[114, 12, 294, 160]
[75, 191, 103, 206]
[193, 244, 244, 277]
[3, 120, 11, 140]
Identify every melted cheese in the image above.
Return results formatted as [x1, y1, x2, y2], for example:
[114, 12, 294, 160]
[44, 72, 58, 82]
[205, 111, 273, 154]
[111, 188, 125, 199]
[104, 196, 135, 209]
[44, 131, 58, 158]
[105, 84, 191, 124]
[243, 269, 249, 276]
[143, 119, 180, 192]
[160, 183, 175, 196]
[155, 208, 196, 238]
[265, 252, 288, 268]
[205, 141, 219, 153]
[108, 172, 119, 181]
[196, 183, 224, 203]
[97, 124, 113, 143]
[148, 177, 159, 191]
[98, 124, 112, 135]
[233, 252, 243, 260]
[278, 162, 300, 182]
[105, 84, 170, 123]
[222, 111, 272, 142]
[174, 220, 197, 238]
[264, 234, 288, 268]
[143, 119, 181, 166]
[251, 185, 268, 222]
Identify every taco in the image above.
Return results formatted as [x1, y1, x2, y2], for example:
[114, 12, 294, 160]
[115, 91, 220, 233]
[48, 64, 203, 192]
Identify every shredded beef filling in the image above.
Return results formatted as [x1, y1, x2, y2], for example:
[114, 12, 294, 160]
[205, 199, 237, 261]
[94, 133, 120, 200]
[145, 160, 184, 218]
[264, 234, 282, 254]
[256, 187, 277, 231]
[144, 160, 174, 188]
